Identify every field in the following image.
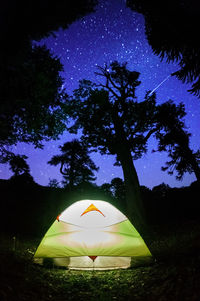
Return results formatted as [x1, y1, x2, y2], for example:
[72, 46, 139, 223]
[1, 221, 200, 301]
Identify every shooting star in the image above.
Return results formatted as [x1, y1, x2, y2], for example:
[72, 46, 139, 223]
[149, 74, 172, 96]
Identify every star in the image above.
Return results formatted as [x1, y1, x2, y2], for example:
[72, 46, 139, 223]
[1, 0, 199, 189]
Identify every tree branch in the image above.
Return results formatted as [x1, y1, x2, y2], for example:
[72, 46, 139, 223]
[60, 161, 67, 175]
[97, 83, 120, 100]
[96, 65, 122, 94]
[144, 127, 158, 141]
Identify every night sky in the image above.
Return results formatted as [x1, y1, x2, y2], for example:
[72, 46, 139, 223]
[1, 0, 199, 188]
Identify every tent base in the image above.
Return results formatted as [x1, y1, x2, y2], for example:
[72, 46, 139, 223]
[34, 255, 153, 270]
[68, 256, 131, 270]
[69, 266, 130, 270]
[34, 256, 131, 270]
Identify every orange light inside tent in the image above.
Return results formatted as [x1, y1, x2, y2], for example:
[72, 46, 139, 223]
[89, 256, 97, 262]
[56, 214, 60, 222]
[81, 204, 105, 217]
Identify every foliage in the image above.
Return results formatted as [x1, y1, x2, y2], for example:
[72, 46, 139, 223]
[100, 183, 113, 198]
[161, 141, 200, 181]
[155, 101, 200, 181]
[127, 0, 200, 97]
[48, 139, 99, 187]
[9, 154, 30, 177]
[0, 45, 68, 152]
[100, 177, 126, 212]
[9, 172, 35, 186]
[0, 0, 97, 158]
[152, 183, 170, 197]
[69, 62, 156, 161]
[110, 177, 126, 201]
[4, 153, 35, 184]
[0, 0, 97, 52]
[1, 177, 200, 238]
[48, 178, 61, 188]
[67, 61, 193, 230]
[67, 61, 161, 229]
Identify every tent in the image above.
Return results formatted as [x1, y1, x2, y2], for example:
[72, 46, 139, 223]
[34, 200, 152, 270]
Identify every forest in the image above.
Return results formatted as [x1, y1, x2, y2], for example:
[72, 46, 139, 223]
[0, 175, 200, 238]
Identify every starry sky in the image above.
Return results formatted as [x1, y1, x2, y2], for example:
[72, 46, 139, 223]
[0, 0, 199, 188]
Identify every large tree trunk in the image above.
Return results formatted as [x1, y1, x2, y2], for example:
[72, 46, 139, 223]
[111, 105, 147, 234]
[117, 145, 147, 234]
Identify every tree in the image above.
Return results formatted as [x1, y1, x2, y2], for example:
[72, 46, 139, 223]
[48, 179, 61, 188]
[152, 183, 170, 198]
[9, 154, 30, 177]
[48, 139, 99, 188]
[68, 61, 159, 231]
[68, 61, 192, 231]
[110, 177, 126, 213]
[110, 177, 126, 202]
[0, 0, 97, 158]
[155, 101, 200, 182]
[100, 178, 126, 206]
[0, 0, 97, 55]
[100, 183, 113, 199]
[0, 45, 68, 158]
[8, 153, 35, 184]
[127, 0, 200, 97]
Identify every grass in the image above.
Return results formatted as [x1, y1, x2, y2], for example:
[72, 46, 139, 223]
[1, 220, 200, 301]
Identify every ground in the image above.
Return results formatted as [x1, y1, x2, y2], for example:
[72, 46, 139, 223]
[1, 221, 200, 301]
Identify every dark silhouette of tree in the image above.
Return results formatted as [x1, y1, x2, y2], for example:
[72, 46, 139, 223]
[127, 0, 200, 97]
[68, 61, 160, 231]
[67, 61, 191, 231]
[155, 101, 200, 182]
[100, 183, 113, 199]
[152, 183, 170, 198]
[100, 178, 126, 206]
[48, 139, 99, 188]
[0, 0, 97, 56]
[0, 0, 97, 159]
[9, 155, 30, 177]
[48, 179, 61, 188]
[0, 45, 68, 159]
[7, 153, 35, 184]
[0, 0, 97, 70]
[110, 177, 126, 213]
[110, 177, 126, 202]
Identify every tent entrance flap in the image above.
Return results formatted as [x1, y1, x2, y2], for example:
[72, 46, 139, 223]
[89, 256, 97, 262]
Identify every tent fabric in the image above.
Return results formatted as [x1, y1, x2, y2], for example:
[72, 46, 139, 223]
[34, 200, 152, 270]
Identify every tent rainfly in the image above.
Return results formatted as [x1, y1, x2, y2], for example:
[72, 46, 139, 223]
[34, 200, 152, 270]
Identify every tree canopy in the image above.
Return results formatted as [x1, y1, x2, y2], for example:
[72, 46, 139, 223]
[0, 0, 97, 162]
[9, 155, 30, 177]
[127, 0, 200, 97]
[0, 45, 69, 163]
[0, 0, 97, 58]
[69, 61, 156, 160]
[155, 101, 200, 182]
[1, 46, 67, 145]
[66, 60, 196, 230]
[48, 139, 99, 188]
[67, 61, 158, 229]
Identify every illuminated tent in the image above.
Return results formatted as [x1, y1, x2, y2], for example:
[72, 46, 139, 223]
[34, 200, 152, 270]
